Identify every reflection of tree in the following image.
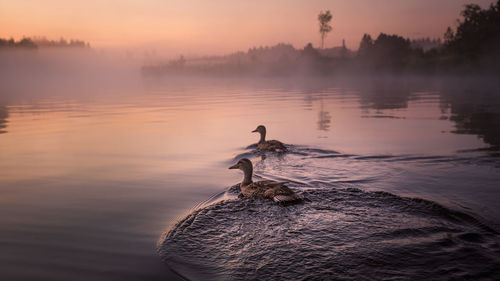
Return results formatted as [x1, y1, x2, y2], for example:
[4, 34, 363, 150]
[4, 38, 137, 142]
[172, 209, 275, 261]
[246, 77, 500, 152]
[297, 87, 332, 132]
[356, 79, 414, 110]
[355, 78, 500, 152]
[317, 97, 331, 131]
[0, 105, 8, 134]
[318, 110, 331, 131]
[440, 83, 500, 150]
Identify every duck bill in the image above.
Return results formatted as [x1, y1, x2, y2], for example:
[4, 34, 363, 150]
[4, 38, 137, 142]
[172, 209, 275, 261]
[251, 129, 258, 133]
[228, 164, 238, 169]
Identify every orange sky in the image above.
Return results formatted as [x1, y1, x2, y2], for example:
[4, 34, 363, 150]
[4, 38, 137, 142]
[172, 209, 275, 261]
[0, 0, 495, 55]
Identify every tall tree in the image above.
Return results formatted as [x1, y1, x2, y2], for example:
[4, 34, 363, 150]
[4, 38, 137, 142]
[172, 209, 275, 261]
[358, 34, 373, 57]
[318, 10, 332, 49]
[444, 0, 500, 61]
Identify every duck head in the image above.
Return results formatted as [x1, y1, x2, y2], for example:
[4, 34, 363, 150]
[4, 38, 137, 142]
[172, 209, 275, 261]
[229, 158, 253, 185]
[251, 125, 266, 143]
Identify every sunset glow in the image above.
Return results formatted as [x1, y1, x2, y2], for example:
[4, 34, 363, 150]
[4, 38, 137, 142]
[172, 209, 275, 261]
[0, 0, 495, 54]
[2, 1, 500, 280]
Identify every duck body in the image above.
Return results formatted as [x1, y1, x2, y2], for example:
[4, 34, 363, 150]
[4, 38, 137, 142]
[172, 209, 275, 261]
[252, 125, 287, 152]
[257, 140, 287, 152]
[229, 158, 302, 204]
[241, 180, 301, 203]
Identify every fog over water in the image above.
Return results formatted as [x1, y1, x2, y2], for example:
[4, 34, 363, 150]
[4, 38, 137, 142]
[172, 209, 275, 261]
[1, 51, 499, 280]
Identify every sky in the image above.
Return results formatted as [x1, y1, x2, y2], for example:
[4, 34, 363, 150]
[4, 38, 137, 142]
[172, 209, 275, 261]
[0, 0, 495, 56]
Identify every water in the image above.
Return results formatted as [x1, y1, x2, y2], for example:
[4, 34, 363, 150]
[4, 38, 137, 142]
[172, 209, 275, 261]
[1, 76, 500, 280]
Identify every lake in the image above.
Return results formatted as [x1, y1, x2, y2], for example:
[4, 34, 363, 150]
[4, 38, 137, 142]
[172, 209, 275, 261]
[1, 75, 499, 280]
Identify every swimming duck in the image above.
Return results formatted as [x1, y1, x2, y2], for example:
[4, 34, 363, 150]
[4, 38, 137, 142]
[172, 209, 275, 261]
[252, 125, 287, 152]
[229, 158, 302, 204]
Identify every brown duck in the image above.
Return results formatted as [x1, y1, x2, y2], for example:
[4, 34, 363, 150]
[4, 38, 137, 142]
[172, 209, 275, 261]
[229, 158, 302, 204]
[252, 125, 287, 152]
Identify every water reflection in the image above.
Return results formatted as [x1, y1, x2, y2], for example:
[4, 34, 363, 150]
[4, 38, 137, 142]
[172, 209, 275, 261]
[0, 105, 7, 134]
[1, 77, 500, 281]
[439, 82, 500, 153]
[317, 96, 331, 132]
[357, 79, 413, 111]
[334, 77, 499, 153]
[317, 109, 331, 131]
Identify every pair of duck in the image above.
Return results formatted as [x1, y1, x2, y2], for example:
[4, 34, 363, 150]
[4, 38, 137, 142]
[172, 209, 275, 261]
[229, 125, 303, 204]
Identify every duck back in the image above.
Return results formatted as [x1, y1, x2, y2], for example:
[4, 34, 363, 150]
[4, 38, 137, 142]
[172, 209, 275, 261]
[241, 180, 302, 204]
[257, 140, 287, 152]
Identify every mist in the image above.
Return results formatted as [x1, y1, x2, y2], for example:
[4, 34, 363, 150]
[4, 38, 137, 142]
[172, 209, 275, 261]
[0, 48, 145, 101]
[2, 1, 500, 281]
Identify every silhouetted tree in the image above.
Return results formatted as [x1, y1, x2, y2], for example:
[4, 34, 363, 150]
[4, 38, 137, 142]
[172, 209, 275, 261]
[356, 33, 417, 70]
[1, 36, 90, 50]
[443, 27, 455, 45]
[0, 37, 37, 49]
[32, 36, 89, 48]
[358, 34, 373, 57]
[443, 0, 500, 63]
[18, 38, 37, 49]
[302, 43, 321, 58]
[318, 10, 332, 49]
[411, 37, 442, 52]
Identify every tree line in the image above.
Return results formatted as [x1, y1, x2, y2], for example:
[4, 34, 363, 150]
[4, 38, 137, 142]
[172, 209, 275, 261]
[0, 37, 90, 49]
[144, 1, 500, 76]
[357, 0, 500, 73]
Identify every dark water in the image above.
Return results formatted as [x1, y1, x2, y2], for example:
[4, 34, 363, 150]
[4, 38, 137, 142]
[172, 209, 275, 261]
[1, 75, 500, 280]
[160, 147, 500, 280]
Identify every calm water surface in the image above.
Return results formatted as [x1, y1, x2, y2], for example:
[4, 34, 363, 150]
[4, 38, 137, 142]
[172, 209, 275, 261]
[1, 77, 499, 280]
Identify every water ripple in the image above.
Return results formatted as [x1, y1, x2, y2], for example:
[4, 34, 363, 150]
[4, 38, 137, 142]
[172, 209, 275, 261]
[159, 186, 500, 280]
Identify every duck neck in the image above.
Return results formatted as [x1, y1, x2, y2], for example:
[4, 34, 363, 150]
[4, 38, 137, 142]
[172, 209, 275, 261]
[241, 166, 253, 186]
[259, 131, 266, 144]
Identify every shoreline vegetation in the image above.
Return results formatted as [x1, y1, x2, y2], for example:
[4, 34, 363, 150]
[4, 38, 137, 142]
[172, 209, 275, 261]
[0, 37, 90, 49]
[1, 2, 498, 77]
[142, 1, 500, 77]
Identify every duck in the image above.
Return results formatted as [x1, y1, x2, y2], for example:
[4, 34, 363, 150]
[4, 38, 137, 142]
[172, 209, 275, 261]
[229, 158, 302, 204]
[252, 125, 287, 152]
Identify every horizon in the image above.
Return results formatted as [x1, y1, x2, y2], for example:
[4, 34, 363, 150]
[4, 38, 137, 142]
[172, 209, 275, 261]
[0, 0, 495, 56]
